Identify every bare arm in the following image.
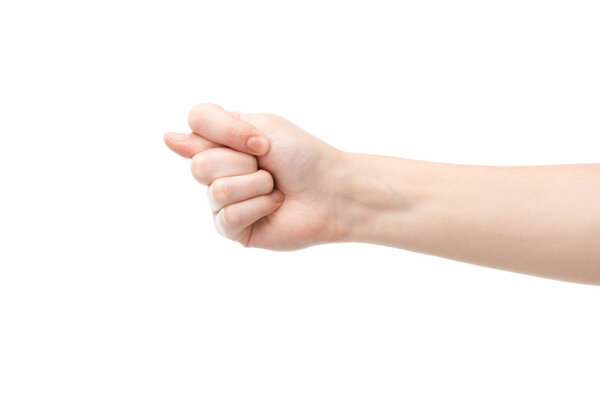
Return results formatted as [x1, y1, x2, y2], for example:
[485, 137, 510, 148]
[165, 104, 600, 285]
[335, 153, 600, 284]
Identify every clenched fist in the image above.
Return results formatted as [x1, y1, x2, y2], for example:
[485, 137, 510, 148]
[164, 104, 347, 250]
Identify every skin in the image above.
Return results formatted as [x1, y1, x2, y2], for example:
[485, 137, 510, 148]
[164, 103, 600, 285]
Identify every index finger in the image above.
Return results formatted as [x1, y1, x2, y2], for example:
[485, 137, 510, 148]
[187, 103, 270, 156]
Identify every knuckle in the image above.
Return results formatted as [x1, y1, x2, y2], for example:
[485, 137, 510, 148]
[187, 104, 203, 127]
[190, 153, 210, 184]
[221, 207, 241, 228]
[259, 112, 286, 126]
[188, 103, 216, 125]
[258, 169, 274, 191]
[210, 179, 232, 204]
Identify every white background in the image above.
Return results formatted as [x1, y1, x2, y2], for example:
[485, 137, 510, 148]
[1, 0, 599, 399]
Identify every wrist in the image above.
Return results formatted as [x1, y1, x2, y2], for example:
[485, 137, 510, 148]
[332, 152, 415, 245]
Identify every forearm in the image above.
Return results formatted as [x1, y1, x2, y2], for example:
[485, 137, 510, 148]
[335, 152, 600, 284]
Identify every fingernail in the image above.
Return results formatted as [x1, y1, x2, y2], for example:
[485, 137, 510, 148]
[271, 190, 284, 203]
[246, 136, 269, 155]
[166, 132, 187, 143]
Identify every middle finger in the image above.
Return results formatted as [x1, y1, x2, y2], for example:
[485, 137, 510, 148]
[190, 147, 257, 185]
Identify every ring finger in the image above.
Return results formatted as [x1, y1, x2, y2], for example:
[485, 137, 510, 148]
[207, 169, 274, 212]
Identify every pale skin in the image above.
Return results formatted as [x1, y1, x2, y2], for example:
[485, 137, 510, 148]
[164, 104, 600, 285]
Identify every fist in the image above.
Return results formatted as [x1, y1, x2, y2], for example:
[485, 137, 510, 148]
[191, 146, 284, 244]
[164, 104, 347, 250]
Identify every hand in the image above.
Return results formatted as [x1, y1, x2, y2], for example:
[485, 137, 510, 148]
[164, 104, 347, 250]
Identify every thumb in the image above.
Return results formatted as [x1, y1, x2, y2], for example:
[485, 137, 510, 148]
[187, 103, 270, 156]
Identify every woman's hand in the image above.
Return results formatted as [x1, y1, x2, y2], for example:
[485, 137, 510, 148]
[164, 103, 347, 250]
